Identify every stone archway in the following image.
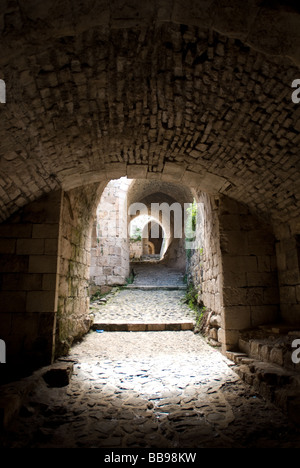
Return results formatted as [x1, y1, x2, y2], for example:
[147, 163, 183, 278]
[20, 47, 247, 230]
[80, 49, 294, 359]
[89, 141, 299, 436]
[89, 177, 132, 294]
[143, 239, 155, 256]
[0, 168, 286, 374]
[0, 1, 299, 377]
[129, 215, 167, 261]
[143, 221, 164, 257]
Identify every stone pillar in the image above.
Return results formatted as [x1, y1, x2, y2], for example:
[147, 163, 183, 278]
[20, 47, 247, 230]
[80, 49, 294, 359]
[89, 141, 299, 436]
[219, 197, 279, 351]
[0, 190, 62, 378]
[0, 181, 108, 377]
[90, 178, 131, 289]
[56, 183, 105, 357]
[275, 221, 300, 325]
[188, 192, 280, 353]
[188, 193, 223, 344]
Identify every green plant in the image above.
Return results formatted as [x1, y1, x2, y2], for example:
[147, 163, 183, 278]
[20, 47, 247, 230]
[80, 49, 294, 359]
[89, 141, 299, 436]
[90, 290, 106, 301]
[125, 269, 135, 285]
[195, 305, 206, 328]
[184, 284, 198, 309]
[130, 226, 142, 242]
[183, 284, 206, 328]
[185, 199, 198, 258]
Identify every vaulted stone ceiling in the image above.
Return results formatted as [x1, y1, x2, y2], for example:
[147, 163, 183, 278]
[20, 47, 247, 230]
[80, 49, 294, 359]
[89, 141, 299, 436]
[0, 0, 300, 224]
[127, 180, 193, 209]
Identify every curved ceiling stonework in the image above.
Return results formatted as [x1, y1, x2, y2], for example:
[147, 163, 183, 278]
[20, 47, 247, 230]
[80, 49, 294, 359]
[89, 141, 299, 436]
[0, 0, 300, 224]
[127, 179, 193, 209]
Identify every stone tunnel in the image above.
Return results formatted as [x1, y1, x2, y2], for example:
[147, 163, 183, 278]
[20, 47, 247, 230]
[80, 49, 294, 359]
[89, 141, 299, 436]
[1, 0, 300, 448]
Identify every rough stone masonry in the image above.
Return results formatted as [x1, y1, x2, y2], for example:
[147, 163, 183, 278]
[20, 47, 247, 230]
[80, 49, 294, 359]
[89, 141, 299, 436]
[0, 1, 300, 435]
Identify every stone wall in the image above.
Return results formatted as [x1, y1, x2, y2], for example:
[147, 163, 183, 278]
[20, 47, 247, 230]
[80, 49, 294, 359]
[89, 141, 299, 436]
[219, 197, 279, 350]
[90, 178, 131, 291]
[187, 192, 223, 344]
[275, 220, 300, 325]
[129, 240, 143, 260]
[188, 192, 280, 351]
[56, 183, 104, 357]
[0, 190, 62, 377]
[0, 180, 112, 371]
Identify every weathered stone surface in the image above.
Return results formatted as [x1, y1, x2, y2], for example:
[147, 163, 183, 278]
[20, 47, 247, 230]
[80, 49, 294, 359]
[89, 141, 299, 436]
[188, 192, 280, 350]
[209, 314, 221, 328]
[56, 183, 104, 357]
[0, 12, 299, 225]
[0, 394, 22, 430]
[0, 2, 300, 433]
[90, 178, 131, 288]
[1, 330, 300, 448]
[91, 265, 195, 331]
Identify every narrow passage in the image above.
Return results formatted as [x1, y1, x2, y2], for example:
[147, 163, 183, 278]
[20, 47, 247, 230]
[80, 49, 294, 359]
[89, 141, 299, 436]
[1, 265, 300, 448]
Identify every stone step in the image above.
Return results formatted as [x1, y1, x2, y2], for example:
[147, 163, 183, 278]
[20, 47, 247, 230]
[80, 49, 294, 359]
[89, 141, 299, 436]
[238, 328, 300, 372]
[125, 285, 186, 290]
[92, 322, 195, 332]
[226, 350, 300, 425]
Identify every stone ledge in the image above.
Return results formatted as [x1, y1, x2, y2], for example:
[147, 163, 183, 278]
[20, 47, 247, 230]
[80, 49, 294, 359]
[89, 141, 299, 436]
[125, 285, 186, 290]
[92, 322, 195, 332]
[238, 325, 300, 372]
[226, 350, 300, 425]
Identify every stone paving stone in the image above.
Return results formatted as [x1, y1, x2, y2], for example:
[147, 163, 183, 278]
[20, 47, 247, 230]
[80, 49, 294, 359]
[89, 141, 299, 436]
[1, 266, 300, 448]
[91, 263, 193, 329]
[131, 263, 186, 287]
[1, 330, 300, 448]
[91, 289, 195, 327]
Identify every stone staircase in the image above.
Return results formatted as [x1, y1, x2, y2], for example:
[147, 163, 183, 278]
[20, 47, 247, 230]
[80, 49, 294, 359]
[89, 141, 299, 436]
[226, 324, 300, 424]
[91, 286, 195, 333]
[90, 263, 195, 333]
[126, 284, 186, 290]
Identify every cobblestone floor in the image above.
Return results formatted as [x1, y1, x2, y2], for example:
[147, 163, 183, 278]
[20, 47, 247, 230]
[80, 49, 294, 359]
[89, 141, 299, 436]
[92, 289, 194, 325]
[2, 264, 300, 448]
[2, 330, 300, 448]
[92, 263, 192, 327]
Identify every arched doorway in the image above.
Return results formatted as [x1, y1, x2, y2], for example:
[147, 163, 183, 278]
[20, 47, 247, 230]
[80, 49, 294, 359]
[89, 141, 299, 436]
[129, 214, 167, 262]
[0, 6, 296, 374]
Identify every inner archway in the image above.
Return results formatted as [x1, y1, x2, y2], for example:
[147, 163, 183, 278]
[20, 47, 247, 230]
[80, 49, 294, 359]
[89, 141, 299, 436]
[89, 176, 195, 293]
[143, 220, 164, 257]
[129, 215, 167, 262]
